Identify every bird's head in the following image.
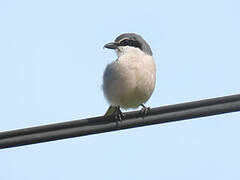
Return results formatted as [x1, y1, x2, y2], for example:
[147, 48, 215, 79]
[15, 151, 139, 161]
[104, 33, 152, 57]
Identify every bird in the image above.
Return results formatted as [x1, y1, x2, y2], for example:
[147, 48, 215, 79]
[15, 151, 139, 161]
[102, 33, 156, 119]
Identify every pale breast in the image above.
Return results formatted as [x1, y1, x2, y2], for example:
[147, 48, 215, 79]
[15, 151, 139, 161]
[103, 49, 156, 109]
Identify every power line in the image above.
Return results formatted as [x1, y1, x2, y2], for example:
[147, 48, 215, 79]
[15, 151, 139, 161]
[1, 94, 240, 149]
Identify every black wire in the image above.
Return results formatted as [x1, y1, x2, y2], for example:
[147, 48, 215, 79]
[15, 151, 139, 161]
[1, 94, 240, 149]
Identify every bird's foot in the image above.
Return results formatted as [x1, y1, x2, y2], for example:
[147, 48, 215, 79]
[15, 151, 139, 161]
[105, 106, 124, 128]
[140, 104, 151, 117]
[113, 106, 124, 128]
[113, 106, 124, 121]
[104, 106, 124, 119]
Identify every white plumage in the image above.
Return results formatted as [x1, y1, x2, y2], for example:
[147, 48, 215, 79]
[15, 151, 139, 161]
[103, 46, 156, 109]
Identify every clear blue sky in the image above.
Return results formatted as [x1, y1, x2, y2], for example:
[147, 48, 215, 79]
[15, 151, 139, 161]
[1, 0, 240, 179]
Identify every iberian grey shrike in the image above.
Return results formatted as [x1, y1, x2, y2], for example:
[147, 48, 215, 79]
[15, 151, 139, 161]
[103, 33, 156, 119]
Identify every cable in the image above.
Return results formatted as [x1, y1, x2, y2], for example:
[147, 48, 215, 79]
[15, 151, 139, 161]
[1, 94, 240, 149]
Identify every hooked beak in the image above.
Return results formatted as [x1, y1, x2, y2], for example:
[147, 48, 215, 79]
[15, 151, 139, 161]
[104, 42, 118, 49]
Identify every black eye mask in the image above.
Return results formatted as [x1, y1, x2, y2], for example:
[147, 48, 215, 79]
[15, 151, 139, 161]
[119, 39, 141, 49]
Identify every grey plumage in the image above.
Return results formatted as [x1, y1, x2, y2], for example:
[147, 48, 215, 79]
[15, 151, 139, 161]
[103, 33, 156, 112]
[114, 33, 153, 55]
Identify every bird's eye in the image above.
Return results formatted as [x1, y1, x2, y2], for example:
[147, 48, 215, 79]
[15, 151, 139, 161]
[119, 39, 141, 49]
[119, 39, 130, 46]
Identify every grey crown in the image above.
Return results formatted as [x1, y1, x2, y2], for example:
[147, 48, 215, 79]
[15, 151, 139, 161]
[115, 33, 153, 56]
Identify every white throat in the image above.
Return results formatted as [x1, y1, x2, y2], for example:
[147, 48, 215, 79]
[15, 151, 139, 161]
[115, 46, 144, 57]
